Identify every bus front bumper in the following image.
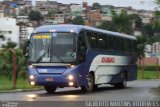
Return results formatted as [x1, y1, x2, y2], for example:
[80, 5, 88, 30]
[28, 74, 77, 87]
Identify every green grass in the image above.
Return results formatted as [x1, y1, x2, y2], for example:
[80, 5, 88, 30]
[0, 70, 159, 91]
[138, 70, 160, 80]
[0, 76, 42, 91]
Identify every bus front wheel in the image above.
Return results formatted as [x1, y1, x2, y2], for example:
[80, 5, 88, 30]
[44, 86, 57, 94]
[81, 73, 94, 92]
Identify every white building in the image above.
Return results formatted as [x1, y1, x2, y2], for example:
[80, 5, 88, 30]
[152, 42, 160, 54]
[0, 17, 19, 48]
[0, 17, 34, 48]
[144, 44, 152, 57]
[134, 30, 142, 36]
[70, 4, 83, 19]
[53, 14, 65, 24]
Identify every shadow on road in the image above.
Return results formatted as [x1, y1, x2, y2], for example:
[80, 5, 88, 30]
[37, 85, 132, 97]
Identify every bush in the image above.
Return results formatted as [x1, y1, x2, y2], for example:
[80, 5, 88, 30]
[138, 65, 158, 71]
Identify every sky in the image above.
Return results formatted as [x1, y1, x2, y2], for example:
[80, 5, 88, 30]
[31, 0, 159, 10]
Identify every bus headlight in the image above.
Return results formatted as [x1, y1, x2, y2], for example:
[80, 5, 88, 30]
[70, 65, 76, 68]
[69, 82, 74, 86]
[68, 75, 74, 80]
[29, 75, 34, 80]
[29, 65, 34, 68]
[30, 81, 35, 86]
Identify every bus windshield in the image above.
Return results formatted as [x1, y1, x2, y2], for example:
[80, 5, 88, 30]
[29, 32, 77, 63]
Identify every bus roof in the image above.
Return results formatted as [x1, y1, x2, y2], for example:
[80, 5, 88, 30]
[34, 24, 136, 40]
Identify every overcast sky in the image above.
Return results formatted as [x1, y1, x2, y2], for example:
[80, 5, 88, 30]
[30, 0, 159, 10]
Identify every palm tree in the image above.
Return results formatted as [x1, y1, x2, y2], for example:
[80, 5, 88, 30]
[112, 10, 133, 35]
[137, 36, 147, 79]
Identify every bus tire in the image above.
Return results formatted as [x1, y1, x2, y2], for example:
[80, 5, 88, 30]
[114, 72, 127, 89]
[81, 73, 94, 92]
[44, 86, 57, 94]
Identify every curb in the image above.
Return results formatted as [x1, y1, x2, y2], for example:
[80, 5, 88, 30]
[0, 88, 44, 93]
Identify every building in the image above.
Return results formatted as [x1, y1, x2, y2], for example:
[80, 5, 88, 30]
[0, 17, 34, 48]
[53, 14, 65, 24]
[152, 42, 160, 55]
[35, 1, 58, 16]
[70, 4, 83, 19]
[101, 5, 112, 21]
[86, 10, 102, 26]
[144, 44, 152, 57]
[138, 10, 154, 24]
[0, 17, 19, 48]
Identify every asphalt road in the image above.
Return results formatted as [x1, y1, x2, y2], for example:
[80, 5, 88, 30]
[0, 80, 160, 107]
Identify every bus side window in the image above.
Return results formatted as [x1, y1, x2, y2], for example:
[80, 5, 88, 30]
[128, 40, 131, 52]
[79, 31, 87, 59]
[111, 36, 115, 51]
[115, 37, 119, 51]
[119, 38, 124, 51]
[124, 39, 130, 52]
[133, 40, 137, 52]
[107, 35, 112, 50]
[98, 34, 106, 50]
[130, 40, 134, 52]
[86, 31, 97, 49]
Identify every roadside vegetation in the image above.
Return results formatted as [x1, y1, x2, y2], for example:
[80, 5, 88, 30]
[0, 42, 42, 92]
[138, 70, 159, 80]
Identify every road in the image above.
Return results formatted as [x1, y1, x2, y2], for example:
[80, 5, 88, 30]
[0, 80, 160, 107]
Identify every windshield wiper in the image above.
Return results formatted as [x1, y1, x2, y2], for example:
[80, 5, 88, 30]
[35, 49, 49, 63]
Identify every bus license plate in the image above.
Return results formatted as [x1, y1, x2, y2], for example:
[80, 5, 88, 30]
[45, 78, 53, 82]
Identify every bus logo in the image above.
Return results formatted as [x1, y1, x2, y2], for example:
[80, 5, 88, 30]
[38, 69, 48, 73]
[101, 57, 115, 63]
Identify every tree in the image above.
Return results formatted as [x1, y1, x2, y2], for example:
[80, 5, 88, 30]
[96, 21, 116, 31]
[143, 23, 154, 44]
[137, 36, 146, 60]
[92, 2, 101, 9]
[112, 10, 133, 34]
[71, 16, 84, 25]
[47, 9, 55, 17]
[137, 35, 147, 79]
[0, 48, 27, 80]
[28, 10, 43, 22]
[2, 41, 17, 49]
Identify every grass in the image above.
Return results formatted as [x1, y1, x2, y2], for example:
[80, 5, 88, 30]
[0, 76, 42, 91]
[137, 70, 160, 80]
[0, 70, 159, 91]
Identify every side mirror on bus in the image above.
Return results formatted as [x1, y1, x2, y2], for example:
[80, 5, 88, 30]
[81, 46, 86, 57]
[78, 46, 86, 62]
[23, 40, 30, 57]
[78, 41, 86, 62]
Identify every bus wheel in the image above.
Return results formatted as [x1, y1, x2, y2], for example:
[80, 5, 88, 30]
[114, 72, 127, 88]
[81, 73, 94, 92]
[44, 86, 57, 94]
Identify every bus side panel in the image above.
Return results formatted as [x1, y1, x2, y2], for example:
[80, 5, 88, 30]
[85, 50, 137, 85]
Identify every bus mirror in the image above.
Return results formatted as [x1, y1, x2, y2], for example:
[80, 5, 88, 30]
[81, 46, 86, 57]
[23, 40, 30, 57]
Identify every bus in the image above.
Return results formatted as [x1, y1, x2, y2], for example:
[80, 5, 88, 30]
[24, 24, 137, 93]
